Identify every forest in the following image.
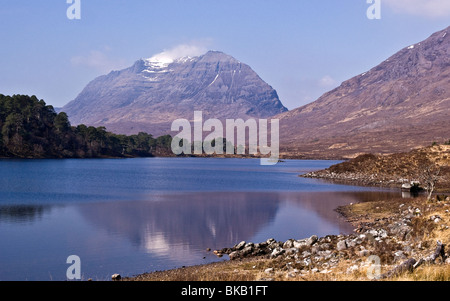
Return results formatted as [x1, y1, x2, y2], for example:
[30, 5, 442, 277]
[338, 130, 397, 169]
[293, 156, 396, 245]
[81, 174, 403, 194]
[0, 94, 173, 158]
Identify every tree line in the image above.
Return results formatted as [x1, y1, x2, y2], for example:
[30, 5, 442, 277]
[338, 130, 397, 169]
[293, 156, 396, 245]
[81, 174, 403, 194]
[0, 94, 173, 158]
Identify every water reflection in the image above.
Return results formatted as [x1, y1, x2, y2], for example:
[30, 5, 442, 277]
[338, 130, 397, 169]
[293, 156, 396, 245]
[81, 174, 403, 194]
[77, 192, 280, 254]
[0, 158, 405, 280]
[76, 190, 400, 258]
[0, 190, 402, 280]
[0, 205, 53, 224]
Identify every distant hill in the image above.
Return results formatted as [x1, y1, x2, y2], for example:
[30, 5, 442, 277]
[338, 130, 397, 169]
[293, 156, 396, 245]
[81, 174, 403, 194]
[278, 26, 450, 159]
[62, 51, 288, 136]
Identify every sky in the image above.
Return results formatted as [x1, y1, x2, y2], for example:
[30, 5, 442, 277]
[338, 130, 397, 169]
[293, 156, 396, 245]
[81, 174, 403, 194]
[0, 0, 449, 110]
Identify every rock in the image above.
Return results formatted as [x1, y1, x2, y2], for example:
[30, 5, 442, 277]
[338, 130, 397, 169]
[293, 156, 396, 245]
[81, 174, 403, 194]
[286, 272, 296, 278]
[382, 258, 416, 278]
[241, 246, 253, 256]
[112, 274, 121, 281]
[302, 251, 311, 258]
[403, 245, 412, 253]
[388, 224, 411, 241]
[229, 251, 240, 260]
[368, 229, 379, 237]
[346, 265, 359, 274]
[402, 183, 412, 190]
[235, 241, 246, 250]
[430, 215, 442, 223]
[255, 242, 268, 249]
[285, 248, 299, 256]
[245, 242, 255, 249]
[346, 239, 357, 248]
[379, 229, 388, 238]
[283, 239, 294, 249]
[306, 235, 319, 246]
[337, 240, 347, 251]
[266, 238, 275, 244]
[359, 249, 370, 257]
[303, 258, 312, 267]
[269, 241, 283, 250]
[394, 251, 406, 262]
[293, 240, 307, 249]
[264, 268, 274, 274]
[258, 278, 274, 281]
[270, 247, 285, 258]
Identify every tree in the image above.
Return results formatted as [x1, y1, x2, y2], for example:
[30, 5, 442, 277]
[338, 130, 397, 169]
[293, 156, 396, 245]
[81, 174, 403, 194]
[0, 95, 173, 158]
[419, 163, 441, 202]
[54, 112, 71, 133]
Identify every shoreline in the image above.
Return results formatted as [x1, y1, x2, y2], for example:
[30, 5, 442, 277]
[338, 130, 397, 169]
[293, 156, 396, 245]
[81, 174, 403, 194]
[122, 193, 450, 281]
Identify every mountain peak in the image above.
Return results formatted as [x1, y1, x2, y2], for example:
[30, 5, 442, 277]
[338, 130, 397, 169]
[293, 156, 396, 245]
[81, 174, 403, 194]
[200, 50, 240, 63]
[62, 50, 287, 136]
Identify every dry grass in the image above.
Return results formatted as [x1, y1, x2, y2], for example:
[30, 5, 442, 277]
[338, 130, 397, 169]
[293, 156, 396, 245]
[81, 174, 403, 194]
[126, 258, 271, 281]
[389, 265, 450, 281]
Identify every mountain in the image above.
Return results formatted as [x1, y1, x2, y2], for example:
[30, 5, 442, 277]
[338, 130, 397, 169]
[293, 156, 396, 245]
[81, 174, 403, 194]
[62, 51, 288, 136]
[278, 26, 450, 159]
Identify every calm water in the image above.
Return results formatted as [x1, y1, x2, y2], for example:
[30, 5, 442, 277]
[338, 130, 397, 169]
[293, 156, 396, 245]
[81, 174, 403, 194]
[0, 158, 399, 281]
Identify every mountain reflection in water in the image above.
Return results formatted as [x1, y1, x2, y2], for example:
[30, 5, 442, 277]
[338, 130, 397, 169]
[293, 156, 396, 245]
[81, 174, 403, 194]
[75, 190, 399, 261]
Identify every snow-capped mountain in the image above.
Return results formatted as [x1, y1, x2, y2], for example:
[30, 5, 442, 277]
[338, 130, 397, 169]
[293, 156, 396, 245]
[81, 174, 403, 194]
[62, 51, 288, 136]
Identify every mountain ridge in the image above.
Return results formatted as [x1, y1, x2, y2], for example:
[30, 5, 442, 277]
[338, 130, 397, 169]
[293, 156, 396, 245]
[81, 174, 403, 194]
[277, 25, 450, 159]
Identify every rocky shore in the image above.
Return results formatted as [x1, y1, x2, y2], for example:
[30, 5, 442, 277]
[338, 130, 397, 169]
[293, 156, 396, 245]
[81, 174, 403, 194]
[300, 146, 450, 193]
[301, 169, 406, 188]
[210, 196, 450, 280]
[124, 195, 450, 281]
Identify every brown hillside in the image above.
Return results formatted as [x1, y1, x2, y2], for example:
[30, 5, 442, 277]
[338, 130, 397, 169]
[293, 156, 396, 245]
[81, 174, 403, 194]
[278, 26, 450, 159]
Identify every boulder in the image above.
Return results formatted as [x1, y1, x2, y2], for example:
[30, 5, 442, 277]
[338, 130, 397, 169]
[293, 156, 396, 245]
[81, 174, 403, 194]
[266, 238, 275, 244]
[270, 247, 285, 258]
[283, 239, 294, 249]
[241, 246, 253, 256]
[293, 240, 307, 249]
[285, 248, 299, 256]
[235, 241, 246, 250]
[359, 249, 370, 257]
[229, 251, 240, 260]
[337, 240, 347, 251]
[306, 235, 319, 246]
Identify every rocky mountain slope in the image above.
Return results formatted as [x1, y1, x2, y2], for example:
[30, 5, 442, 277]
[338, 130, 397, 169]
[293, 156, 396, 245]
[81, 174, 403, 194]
[62, 51, 288, 136]
[278, 26, 450, 159]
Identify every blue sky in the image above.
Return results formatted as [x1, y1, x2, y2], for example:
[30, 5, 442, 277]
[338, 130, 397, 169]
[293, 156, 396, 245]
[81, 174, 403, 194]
[0, 0, 449, 110]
